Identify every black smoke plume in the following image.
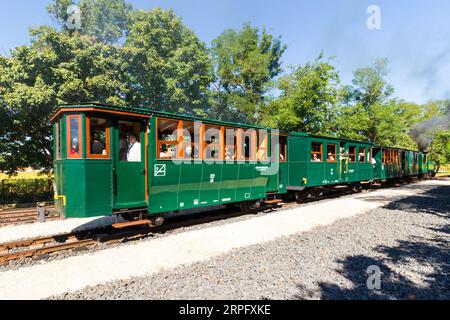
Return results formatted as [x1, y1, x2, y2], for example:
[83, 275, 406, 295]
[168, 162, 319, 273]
[410, 104, 450, 152]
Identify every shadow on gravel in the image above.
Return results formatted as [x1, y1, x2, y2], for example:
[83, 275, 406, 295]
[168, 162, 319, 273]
[382, 186, 450, 218]
[294, 185, 450, 300]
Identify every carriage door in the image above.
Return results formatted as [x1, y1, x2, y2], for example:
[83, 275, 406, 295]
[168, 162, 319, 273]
[339, 141, 349, 182]
[113, 120, 147, 209]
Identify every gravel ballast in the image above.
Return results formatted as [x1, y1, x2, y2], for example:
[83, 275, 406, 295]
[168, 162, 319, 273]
[52, 179, 449, 300]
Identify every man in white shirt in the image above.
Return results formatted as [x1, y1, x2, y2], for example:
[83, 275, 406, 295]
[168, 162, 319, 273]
[127, 133, 141, 162]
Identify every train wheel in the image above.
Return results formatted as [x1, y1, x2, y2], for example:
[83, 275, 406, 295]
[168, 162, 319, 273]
[149, 216, 164, 227]
[239, 201, 260, 213]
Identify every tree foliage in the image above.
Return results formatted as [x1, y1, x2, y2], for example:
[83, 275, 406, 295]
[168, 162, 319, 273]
[428, 130, 450, 172]
[47, 0, 132, 43]
[124, 8, 212, 115]
[0, 2, 449, 175]
[210, 23, 286, 123]
[261, 55, 340, 135]
[0, 27, 127, 174]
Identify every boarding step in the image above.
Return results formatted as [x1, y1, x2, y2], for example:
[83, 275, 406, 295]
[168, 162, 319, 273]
[264, 199, 283, 204]
[112, 219, 151, 229]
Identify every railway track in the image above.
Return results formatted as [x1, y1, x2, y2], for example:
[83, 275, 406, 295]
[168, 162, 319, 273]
[0, 226, 151, 266]
[0, 207, 60, 227]
[0, 178, 428, 267]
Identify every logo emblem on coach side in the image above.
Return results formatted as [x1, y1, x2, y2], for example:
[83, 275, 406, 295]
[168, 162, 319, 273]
[154, 164, 166, 176]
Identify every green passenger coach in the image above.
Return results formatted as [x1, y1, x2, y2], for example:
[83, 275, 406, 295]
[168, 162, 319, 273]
[51, 103, 285, 220]
[50, 103, 432, 225]
[286, 133, 374, 190]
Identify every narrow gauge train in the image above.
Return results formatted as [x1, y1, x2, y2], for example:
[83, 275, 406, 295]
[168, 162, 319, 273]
[50, 103, 435, 227]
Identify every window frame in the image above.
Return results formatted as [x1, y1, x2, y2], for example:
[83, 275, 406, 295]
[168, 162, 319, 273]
[311, 141, 323, 162]
[156, 117, 181, 160]
[66, 114, 83, 159]
[86, 116, 110, 159]
[256, 130, 268, 162]
[224, 127, 237, 162]
[279, 135, 288, 162]
[204, 124, 223, 161]
[348, 145, 356, 162]
[55, 121, 61, 160]
[359, 147, 366, 163]
[326, 143, 337, 163]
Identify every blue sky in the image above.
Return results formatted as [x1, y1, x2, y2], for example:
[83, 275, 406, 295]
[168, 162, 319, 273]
[1, 0, 450, 104]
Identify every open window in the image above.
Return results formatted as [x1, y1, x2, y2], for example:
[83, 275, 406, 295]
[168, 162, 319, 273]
[326, 144, 336, 162]
[348, 146, 356, 162]
[368, 148, 373, 163]
[311, 142, 322, 162]
[118, 120, 141, 162]
[204, 125, 222, 160]
[225, 128, 237, 161]
[279, 135, 287, 162]
[181, 121, 201, 160]
[358, 147, 366, 162]
[55, 121, 61, 160]
[67, 115, 82, 159]
[87, 117, 110, 158]
[256, 130, 268, 161]
[157, 118, 179, 160]
[236, 128, 256, 161]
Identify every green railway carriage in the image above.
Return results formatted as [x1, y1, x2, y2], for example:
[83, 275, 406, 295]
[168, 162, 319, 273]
[372, 147, 423, 180]
[372, 147, 403, 180]
[286, 133, 374, 190]
[50, 103, 432, 222]
[51, 103, 286, 219]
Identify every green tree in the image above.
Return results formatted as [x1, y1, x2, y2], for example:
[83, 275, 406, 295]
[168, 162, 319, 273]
[0, 26, 128, 174]
[210, 23, 286, 123]
[261, 55, 340, 134]
[428, 130, 450, 172]
[337, 59, 394, 143]
[351, 58, 394, 108]
[124, 8, 213, 115]
[47, 0, 132, 43]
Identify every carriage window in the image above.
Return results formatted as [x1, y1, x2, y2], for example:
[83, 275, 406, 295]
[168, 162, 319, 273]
[279, 135, 287, 162]
[236, 129, 256, 161]
[225, 128, 236, 161]
[348, 146, 356, 162]
[55, 122, 61, 160]
[157, 118, 179, 160]
[368, 148, 373, 163]
[326, 144, 336, 162]
[311, 142, 322, 162]
[87, 117, 109, 158]
[119, 120, 141, 162]
[382, 149, 386, 164]
[358, 147, 366, 162]
[204, 125, 221, 160]
[182, 121, 201, 160]
[67, 115, 81, 158]
[257, 130, 268, 161]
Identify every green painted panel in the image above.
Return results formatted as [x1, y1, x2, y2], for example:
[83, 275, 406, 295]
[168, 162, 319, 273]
[85, 160, 113, 215]
[149, 161, 180, 212]
[200, 164, 222, 206]
[219, 163, 239, 203]
[235, 163, 254, 201]
[178, 163, 202, 209]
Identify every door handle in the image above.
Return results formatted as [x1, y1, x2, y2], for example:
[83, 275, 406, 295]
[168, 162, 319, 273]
[141, 169, 146, 175]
